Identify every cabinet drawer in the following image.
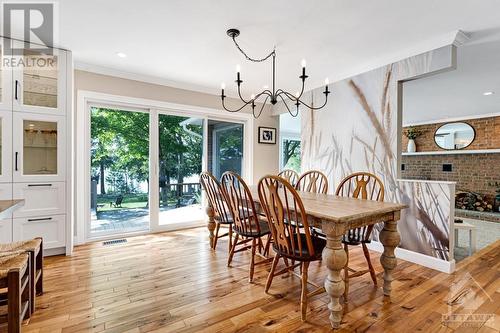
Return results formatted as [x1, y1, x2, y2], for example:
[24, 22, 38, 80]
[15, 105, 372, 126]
[0, 219, 12, 243]
[13, 215, 65, 249]
[13, 182, 66, 218]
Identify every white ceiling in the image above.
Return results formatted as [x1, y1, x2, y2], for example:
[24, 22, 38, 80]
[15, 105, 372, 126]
[403, 38, 500, 125]
[50, 0, 500, 98]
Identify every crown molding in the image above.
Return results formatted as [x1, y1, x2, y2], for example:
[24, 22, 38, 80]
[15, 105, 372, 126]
[74, 61, 221, 96]
[453, 30, 471, 46]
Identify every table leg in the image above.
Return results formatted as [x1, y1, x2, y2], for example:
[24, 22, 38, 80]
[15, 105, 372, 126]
[470, 228, 477, 255]
[379, 217, 400, 296]
[206, 206, 216, 249]
[322, 222, 347, 329]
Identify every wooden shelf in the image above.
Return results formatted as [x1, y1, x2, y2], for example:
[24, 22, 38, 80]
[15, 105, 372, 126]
[402, 149, 500, 156]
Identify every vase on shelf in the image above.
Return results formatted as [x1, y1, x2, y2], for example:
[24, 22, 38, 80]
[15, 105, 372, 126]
[407, 139, 416, 153]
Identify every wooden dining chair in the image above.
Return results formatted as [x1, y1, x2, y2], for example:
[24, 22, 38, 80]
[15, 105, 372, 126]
[336, 172, 385, 301]
[0, 252, 31, 333]
[258, 175, 326, 321]
[296, 170, 328, 194]
[200, 172, 233, 251]
[220, 172, 273, 282]
[277, 169, 299, 187]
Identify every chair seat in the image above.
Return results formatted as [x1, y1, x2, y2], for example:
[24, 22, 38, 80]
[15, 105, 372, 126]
[0, 239, 42, 255]
[233, 219, 271, 238]
[274, 234, 326, 262]
[0, 253, 29, 280]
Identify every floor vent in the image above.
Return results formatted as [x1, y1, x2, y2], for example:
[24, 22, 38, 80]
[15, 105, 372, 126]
[103, 239, 127, 246]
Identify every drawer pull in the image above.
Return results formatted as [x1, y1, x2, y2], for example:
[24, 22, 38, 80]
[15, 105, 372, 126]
[28, 184, 53, 187]
[27, 217, 53, 222]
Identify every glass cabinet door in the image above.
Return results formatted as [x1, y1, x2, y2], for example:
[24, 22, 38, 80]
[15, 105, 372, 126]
[13, 113, 66, 182]
[12, 44, 66, 115]
[0, 39, 13, 111]
[0, 111, 12, 183]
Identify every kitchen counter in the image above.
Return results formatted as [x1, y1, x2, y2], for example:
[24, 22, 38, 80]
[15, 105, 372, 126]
[0, 200, 25, 219]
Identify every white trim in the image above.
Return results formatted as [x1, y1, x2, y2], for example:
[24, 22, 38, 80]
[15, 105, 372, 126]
[403, 111, 500, 127]
[366, 241, 456, 274]
[402, 149, 500, 156]
[65, 50, 74, 255]
[397, 178, 456, 185]
[75, 90, 254, 244]
[453, 30, 471, 46]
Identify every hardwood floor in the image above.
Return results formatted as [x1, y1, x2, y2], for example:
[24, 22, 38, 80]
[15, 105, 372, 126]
[14, 227, 500, 333]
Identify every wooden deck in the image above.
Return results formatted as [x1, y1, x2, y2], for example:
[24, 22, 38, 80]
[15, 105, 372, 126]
[20, 227, 499, 333]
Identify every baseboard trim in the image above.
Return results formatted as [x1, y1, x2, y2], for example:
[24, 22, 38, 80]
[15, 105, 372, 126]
[366, 241, 455, 274]
[44, 247, 66, 257]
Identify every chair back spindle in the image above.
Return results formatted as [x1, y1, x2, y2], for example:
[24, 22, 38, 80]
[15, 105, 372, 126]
[296, 170, 328, 194]
[220, 172, 261, 235]
[258, 176, 316, 259]
[199, 172, 231, 223]
[277, 169, 299, 187]
[335, 172, 385, 243]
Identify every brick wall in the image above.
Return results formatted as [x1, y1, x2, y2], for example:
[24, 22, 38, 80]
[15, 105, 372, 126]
[402, 116, 500, 152]
[401, 153, 500, 197]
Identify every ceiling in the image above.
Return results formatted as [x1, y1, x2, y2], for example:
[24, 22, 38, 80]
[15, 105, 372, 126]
[40, 1, 500, 98]
[403, 38, 500, 124]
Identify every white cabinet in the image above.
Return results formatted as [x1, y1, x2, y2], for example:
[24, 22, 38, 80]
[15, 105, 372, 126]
[0, 219, 12, 243]
[13, 113, 66, 182]
[0, 37, 70, 254]
[0, 38, 13, 112]
[13, 215, 65, 249]
[0, 111, 12, 183]
[12, 41, 67, 116]
[12, 182, 66, 218]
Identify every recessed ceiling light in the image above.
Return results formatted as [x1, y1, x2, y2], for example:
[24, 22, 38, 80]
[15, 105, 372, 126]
[116, 52, 127, 58]
[483, 91, 494, 96]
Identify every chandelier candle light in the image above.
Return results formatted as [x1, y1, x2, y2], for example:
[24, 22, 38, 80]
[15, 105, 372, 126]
[220, 28, 330, 118]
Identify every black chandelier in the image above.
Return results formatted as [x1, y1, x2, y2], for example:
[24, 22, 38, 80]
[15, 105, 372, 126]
[220, 28, 330, 118]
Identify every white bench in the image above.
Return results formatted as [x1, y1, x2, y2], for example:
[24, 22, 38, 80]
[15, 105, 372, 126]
[454, 221, 477, 256]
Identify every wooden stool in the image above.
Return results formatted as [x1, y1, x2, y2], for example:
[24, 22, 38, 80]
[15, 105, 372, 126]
[0, 238, 43, 315]
[0, 253, 31, 333]
[454, 221, 477, 256]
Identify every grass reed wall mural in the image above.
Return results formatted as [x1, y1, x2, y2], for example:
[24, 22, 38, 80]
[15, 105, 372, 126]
[301, 45, 456, 260]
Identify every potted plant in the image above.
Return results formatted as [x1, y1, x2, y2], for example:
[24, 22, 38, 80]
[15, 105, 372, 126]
[404, 127, 423, 153]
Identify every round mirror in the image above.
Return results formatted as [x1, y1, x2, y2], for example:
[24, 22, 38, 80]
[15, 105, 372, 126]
[434, 122, 475, 150]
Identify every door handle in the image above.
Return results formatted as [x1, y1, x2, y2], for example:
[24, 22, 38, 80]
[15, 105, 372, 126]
[15, 80, 19, 100]
[15, 152, 18, 171]
[28, 184, 53, 187]
[27, 217, 53, 222]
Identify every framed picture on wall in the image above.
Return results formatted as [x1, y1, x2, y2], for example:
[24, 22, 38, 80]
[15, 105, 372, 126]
[258, 126, 277, 144]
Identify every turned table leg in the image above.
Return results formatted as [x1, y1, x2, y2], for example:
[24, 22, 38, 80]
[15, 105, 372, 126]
[379, 216, 400, 296]
[322, 222, 347, 329]
[206, 206, 216, 249]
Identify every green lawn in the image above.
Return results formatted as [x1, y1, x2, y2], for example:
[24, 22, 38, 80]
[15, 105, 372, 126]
[96, 194, 183, 212]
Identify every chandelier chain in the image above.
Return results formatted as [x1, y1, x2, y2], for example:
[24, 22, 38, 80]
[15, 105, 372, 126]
[231, 37, 275, 63]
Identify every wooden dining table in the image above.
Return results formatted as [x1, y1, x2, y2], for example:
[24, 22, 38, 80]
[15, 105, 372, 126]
[205, 186, 407, 329]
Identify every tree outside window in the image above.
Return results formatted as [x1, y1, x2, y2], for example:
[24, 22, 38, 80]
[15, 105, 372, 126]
[282, 138, 301, 173]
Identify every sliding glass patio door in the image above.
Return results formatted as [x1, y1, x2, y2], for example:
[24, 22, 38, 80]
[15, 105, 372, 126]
[87, 107, 246, 239]
[89, 107, 150, 237]
[157, 114, 205, 227]
[208, 120, 244, 179]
